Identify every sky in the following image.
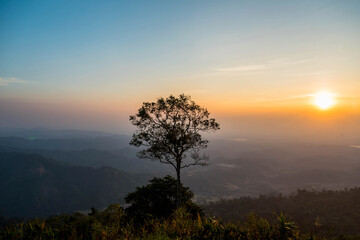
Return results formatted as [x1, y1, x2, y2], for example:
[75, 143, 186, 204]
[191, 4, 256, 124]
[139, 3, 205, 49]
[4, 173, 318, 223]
[0, 0, 359, 143]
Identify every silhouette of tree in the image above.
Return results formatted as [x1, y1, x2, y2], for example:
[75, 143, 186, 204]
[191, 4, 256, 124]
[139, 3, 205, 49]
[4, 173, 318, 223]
[129, 94, 219, 207]
[124, 175, 202, 224]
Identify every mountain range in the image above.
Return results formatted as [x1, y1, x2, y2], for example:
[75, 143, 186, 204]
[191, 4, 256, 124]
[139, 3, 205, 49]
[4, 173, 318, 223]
[0, 128, 359, 217]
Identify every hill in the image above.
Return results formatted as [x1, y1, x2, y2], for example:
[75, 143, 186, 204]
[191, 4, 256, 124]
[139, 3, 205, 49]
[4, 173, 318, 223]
[204, 187, 360, 236]
[0, 152, 145, 217]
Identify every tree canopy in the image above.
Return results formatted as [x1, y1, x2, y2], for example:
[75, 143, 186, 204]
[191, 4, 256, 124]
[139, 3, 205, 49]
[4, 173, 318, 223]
[129, 94, 220, 207]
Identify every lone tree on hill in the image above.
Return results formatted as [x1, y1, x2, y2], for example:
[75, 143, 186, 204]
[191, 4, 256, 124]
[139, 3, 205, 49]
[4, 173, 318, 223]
[129, 94, 220, 207]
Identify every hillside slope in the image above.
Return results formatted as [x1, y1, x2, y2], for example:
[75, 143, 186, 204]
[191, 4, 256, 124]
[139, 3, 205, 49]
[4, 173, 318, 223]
[0, 152, 144, 217]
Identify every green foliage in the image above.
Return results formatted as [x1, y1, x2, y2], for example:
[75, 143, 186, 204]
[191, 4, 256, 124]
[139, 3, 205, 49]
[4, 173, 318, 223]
[1, 218, 55, 240]
[204, 187, 360, 237]
[125, 175, 203, 224]
[1, 177, 359, 240]
[0, 206, 326, 240]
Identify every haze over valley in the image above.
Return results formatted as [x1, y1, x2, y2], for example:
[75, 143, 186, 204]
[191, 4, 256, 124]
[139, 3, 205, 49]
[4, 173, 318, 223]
[0, 127, 359, 217]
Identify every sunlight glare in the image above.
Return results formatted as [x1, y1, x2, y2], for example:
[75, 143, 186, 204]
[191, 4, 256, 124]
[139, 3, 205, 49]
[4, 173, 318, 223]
[313, 91, 336, 110]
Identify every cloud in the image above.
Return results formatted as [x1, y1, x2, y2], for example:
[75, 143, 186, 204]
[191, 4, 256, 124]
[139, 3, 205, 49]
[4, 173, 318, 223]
[216, 163, 237, 168]
[337, 96, 360, 101]
[213, 59, 314, 75]
[250, 92, 360, 104]
[215, 64, 271, 73]
[0, 77, 36, 86]
[289, 71, 329, 77]
[189, 59, 316, 79]
[233, 138, 248, 142]
[250, 94, 312, 103]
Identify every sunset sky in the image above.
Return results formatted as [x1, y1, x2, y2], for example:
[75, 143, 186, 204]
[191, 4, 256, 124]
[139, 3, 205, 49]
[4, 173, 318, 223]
[0, 1, 359, 143]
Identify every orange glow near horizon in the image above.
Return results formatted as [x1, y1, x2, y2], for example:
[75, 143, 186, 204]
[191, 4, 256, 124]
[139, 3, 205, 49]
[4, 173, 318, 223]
[197, 90, 359, 118]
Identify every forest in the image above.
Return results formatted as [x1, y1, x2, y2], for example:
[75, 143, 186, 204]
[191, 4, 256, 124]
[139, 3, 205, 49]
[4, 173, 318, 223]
[1, 177, 360, 240]
[204, 187, 360, 238]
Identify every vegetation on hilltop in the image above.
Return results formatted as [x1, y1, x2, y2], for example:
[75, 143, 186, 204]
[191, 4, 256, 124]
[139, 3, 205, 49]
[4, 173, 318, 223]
[204, 187, 360, 237]
[125, 175, 203, 225]
[2, 175, 360, 239]
[1, 205, 323, 240]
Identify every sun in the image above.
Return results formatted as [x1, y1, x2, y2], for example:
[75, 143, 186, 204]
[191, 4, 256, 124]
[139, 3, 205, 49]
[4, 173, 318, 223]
[313, 90, 336, 110]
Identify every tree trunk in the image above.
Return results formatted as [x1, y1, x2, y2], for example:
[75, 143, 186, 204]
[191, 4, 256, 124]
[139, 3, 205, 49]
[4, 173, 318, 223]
[176, 166, 181, 208]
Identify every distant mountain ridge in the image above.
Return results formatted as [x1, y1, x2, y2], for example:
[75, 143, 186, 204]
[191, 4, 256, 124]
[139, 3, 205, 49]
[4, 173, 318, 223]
[0, 152, 146, 217]
[0, 141, 166, 173]
[0, 127, 121, 139]
[1, 128, 360, 217]
[0, 136, 130, 151]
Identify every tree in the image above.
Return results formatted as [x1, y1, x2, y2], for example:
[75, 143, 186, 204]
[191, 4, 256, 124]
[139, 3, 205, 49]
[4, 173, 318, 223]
[129, 94, 219, 207]
[125, 175, 203, 224]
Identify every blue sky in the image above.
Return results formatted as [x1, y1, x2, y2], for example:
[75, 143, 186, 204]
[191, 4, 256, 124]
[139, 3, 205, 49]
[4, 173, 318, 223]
[0, 0, 359, 140]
